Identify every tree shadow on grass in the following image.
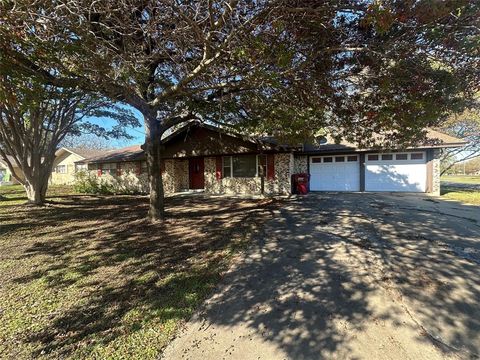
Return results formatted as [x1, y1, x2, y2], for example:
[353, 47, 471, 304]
[3, 191, 479, 359]
[1, 195, 276, 358]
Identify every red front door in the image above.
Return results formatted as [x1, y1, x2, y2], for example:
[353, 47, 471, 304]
[189, 157, 205, 189]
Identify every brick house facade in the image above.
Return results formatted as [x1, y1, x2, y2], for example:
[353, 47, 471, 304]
[77, 123, 462, 196]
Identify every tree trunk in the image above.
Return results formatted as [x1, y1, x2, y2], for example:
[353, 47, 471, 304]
[145, 115, 165, 221]
[24, 177, 48, 205]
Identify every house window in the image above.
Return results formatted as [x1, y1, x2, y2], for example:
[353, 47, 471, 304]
[222, 156, 232, 178]
[411, 153, 424, 160]
[335, 156, 345, 162]
[396, 154, 408, 160]
[381, 154, 393, 160]
[222, 155, 266, 178]
[347, 156, 358, 162]
[75, 164, 87, 172]
[233, 155, 257, 177]
[102, 163, 117, 175]
[323, 157, 333, 163]
[311, 157, 322, 163]
[56, 165, 67, 174]
[368, 154, 379, 161]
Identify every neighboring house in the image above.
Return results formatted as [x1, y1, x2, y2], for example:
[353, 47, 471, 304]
[0, 155, 25, 185]
[51, 147, 106, 185]
[78, 123, 466, 196]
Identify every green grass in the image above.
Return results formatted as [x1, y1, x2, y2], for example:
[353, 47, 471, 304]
[0, 184, 77, 206]
[441, 187, 480, 205]
[0, 189, 274, 359]
[440, 175, 480, 184]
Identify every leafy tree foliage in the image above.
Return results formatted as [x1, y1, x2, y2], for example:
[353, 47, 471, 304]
[440, 100, 480, 174]
[0, 73, 139, 205]
[0, 0, 478, 219]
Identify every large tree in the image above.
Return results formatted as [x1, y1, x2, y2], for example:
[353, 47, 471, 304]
[0, 74, 139, 205]
[0, 0, 478, 220]
[439, 101, 480, 175]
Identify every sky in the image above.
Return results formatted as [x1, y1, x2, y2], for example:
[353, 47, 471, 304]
[88, 105, 146, 148]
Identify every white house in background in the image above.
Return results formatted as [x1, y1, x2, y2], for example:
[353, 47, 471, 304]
[50, 147, 106, 185]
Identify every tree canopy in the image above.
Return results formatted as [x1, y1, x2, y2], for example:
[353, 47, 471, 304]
[440, 98, 480, 174]
[1, 1, 478, 142]
[0, 71, 139, 204]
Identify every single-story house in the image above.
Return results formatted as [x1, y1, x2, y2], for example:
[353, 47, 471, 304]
[77, 123, 466, 196]
[0, 155, 25, 185]
[51, 147, 106, 185]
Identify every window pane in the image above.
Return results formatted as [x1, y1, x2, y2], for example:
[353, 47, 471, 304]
[312, 157, 321, 163]
[368, 154, 379, 161]
[335, 156, 345, 162]
[323, 157, 333, 163]
[233, 155, 256, 177]
[222, 156, 231, 178]
[381, 154, 393, 160]
[347, 156, 358, 162]
[396, 154, 408, 160]
[411, 153, 423, 160]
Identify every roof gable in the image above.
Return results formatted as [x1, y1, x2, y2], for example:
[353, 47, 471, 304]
[57, 147, 107, 160]
[161, 123, 277, 158]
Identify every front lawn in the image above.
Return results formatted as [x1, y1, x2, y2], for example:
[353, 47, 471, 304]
[440, 175, 480, 184]
[441, 187, 480, 205]
[0, 184, 77, 205]
[0, 191, 275, 359]
[440, 176, 480, 205]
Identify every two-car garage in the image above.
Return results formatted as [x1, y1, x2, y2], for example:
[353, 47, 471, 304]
[309, 151, 428, 193]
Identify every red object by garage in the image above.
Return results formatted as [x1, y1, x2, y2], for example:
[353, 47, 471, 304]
[292, 173, 310, 194]
[297, 183, 308, 194]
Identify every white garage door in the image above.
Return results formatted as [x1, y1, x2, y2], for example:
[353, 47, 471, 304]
[365, 152, 426, 192]
[310, 155, 360, 191]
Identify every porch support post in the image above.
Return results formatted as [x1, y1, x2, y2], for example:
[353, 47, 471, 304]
[359, 153, 366, 192]
[426, 149, 434, 193]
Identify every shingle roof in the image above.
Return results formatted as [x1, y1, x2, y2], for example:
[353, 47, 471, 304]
[62, 147, 107, 159]
[425, 129, 466, 145]
[79, 126, 466, 163]
[301, 129, 466, 153]
[79, 145, 145, 164]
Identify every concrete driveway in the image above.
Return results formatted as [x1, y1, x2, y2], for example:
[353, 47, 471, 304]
[162, 193, 480, 360]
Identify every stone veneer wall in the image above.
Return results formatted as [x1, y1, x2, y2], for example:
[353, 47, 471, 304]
[204, 153, 293, 195]
[92, 161, 149, 194]
[432, 149, 441, 195]
[293, 155, 308, 174]
[89, 159, 188, 195]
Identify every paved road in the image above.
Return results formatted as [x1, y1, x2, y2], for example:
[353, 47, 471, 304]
[162, 193, 480, 360]
[441, 181, 480, 191]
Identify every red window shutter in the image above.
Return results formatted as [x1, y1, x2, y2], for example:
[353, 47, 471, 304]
[136, 162, 141, 175]
[97, 164, 102, 176]
[116, 163, 122, 176]
[216, 156, 222, 180]
[267, 154, 275, 180]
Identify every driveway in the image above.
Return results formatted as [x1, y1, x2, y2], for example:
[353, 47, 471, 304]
[162, 193, 480, 360]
